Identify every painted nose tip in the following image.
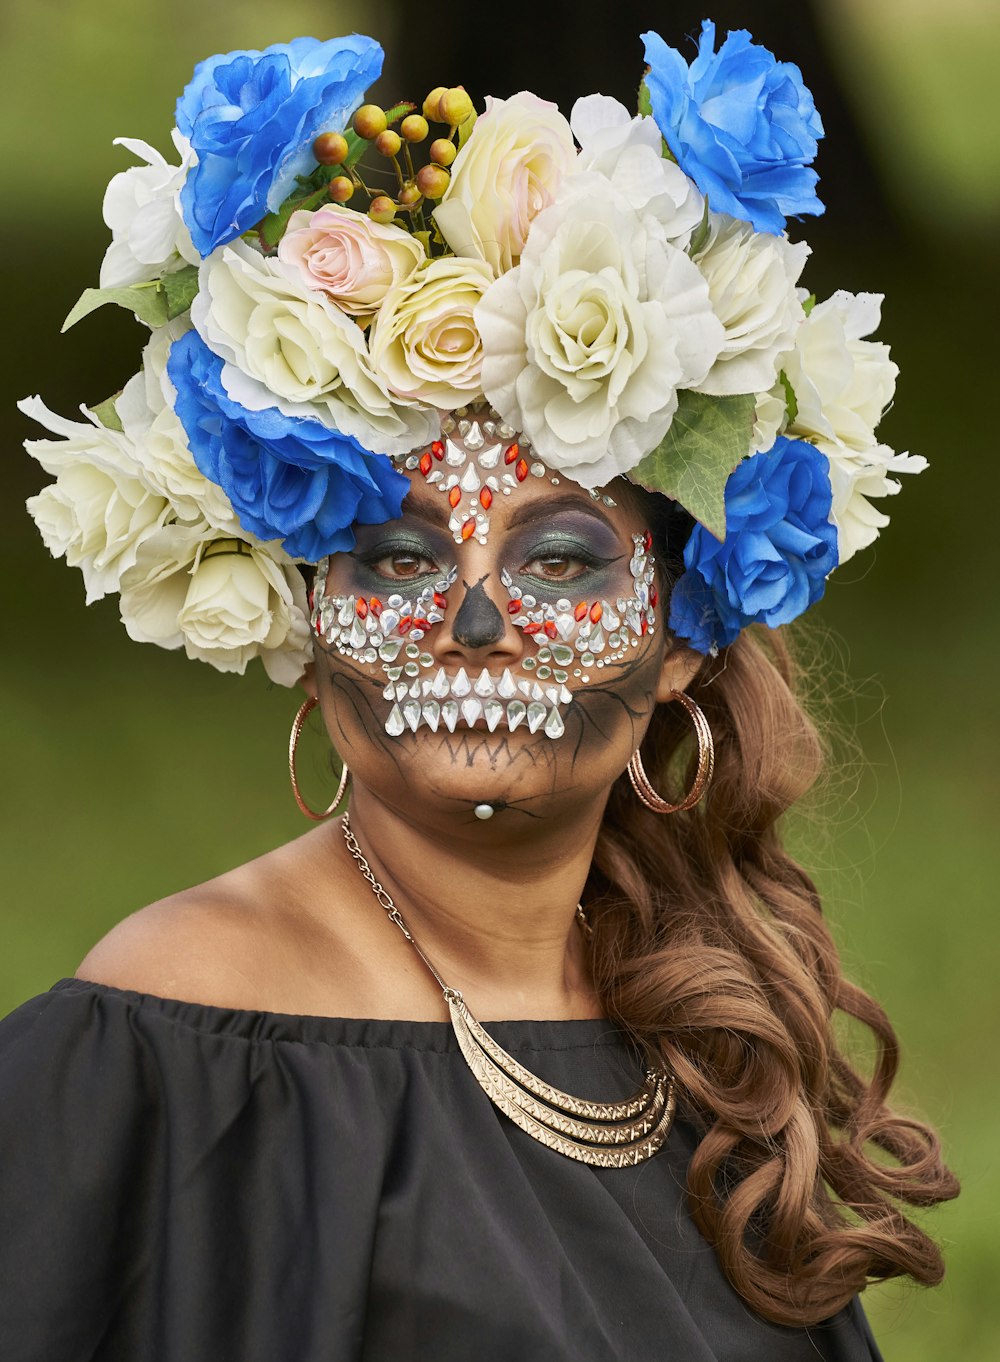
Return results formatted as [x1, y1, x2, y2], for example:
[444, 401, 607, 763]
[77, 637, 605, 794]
[451, 576, 505, 648]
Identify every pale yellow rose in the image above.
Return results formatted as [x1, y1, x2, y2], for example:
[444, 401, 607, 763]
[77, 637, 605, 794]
[369, 256, 493, 407]
[434, 92, 576, 275]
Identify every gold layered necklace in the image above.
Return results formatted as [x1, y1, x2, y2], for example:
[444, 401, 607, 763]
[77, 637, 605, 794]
[341, 814, 676, 1167]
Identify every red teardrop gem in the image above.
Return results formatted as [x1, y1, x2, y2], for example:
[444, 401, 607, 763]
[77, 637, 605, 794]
[398, 615, 413, 634]
[589, 602, 603, 623]
[515, 458, 528, 482]
[523, 621, 542, 635]
[504, 442, 520, 465]
[413, 617, 431, 632]
[419, 452, 432, 476]
[448, 486, 462, 508]
[461, 517, 477, 540]
[573, 601, 588, 621]
[643, 529, 653, 551]
[431, 440, 445, 460]
[356, 597, 368, 619]
[370, 597, 383, 616]
[641, 617, 649, 635]
[433, 592, 448, 610]
[506, 600, 522, 615]
[479, 486, 492, 509]
[543, 621, 558, 639]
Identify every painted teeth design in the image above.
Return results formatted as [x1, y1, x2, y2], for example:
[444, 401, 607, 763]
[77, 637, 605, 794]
[451, 668, 471, 697]
[376, 663, 575, 738]
[474, 668, 495, 698]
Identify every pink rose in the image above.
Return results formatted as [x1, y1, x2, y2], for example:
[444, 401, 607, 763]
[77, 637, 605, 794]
[278, 205, 424, 319]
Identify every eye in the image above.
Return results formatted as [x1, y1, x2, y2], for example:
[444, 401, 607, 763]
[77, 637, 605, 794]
[522, 552, 590, 581]
[367, 550, 438, 580]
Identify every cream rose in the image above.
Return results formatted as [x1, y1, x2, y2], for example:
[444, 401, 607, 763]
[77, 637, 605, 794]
[192, 240, 438, 456]
[278, 205, 424, 319]
[115, 323, 239, 531]
[369, 256, 492, 407]
[693, 213, 809, 397]
[476, 179, 724, 486]
[569, 95, 704, 243]
[750, 381, 788, 454]
[119, 524, 311, 684]
[434, 91, 577, 275]
[784, 291, 898, 450]
[100, 130, 200, 288]
[820, 438, 927, 563]
[20, 396, 171, 602]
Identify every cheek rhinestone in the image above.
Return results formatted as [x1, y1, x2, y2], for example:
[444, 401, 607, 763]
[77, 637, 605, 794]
[535, 665, 551, 680]
[522, 656, 536, 670]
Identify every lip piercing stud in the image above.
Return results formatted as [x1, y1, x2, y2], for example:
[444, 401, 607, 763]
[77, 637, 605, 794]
[473, 803, 495, 820]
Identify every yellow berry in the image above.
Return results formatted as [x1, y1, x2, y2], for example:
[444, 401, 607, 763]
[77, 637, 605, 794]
[353, 104, 388, 140]
[415, 164, 450, 200]
[400, 114, 429, 143]
[313, 131, 349, 166]
[369, 195, 397, 224]
[328, 176, 355, 203]
[429, 138, 457, 167]
[422, 86, 448, 120]
[438, 88, 474, 126]
[375, 129, 402, 157]
[398, 183, 422, 207]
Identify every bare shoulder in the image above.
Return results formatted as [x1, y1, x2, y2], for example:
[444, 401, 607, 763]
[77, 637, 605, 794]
[75, 827, 369, 1013]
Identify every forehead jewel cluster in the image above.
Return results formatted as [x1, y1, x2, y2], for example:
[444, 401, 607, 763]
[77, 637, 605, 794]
[19, 21, 925, 681]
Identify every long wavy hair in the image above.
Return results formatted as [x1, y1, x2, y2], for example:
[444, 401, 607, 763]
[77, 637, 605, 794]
[585, 505, 959, 1327]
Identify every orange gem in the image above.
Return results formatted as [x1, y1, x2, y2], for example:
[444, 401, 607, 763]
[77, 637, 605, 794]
[479, 486, 492, 509]
[506, 600, 522, 615]
[573, 601, 588, 621]
[419, 451, 432, 476]
[515, 458, 528, 482]
[523, 621, 542, 635]
[589, 602, 603, 623]
[431, 440, 445, 460]
[448, 486, 462, 508]
[504, 442, 520, 465]
[398, 615, 413, 634]
[641, 617, 649, 636]
[356, 597, 368, 619]
[461, 517, 477, 540]
[543, 620, 558, 639]
[413, 617, 431, 632]
[433, 591, 448, 611]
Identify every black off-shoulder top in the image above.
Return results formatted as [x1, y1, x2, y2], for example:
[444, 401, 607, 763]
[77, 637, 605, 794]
[0, 978, 883, 1361]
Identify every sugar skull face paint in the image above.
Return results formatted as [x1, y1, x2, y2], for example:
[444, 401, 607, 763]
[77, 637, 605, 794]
[310, 408, 659, 743]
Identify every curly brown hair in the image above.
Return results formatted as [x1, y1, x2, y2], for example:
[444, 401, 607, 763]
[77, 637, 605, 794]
[585, 620, 959, 1326]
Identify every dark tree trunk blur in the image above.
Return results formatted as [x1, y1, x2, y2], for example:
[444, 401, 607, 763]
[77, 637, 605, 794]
[380, 0, 897, 257]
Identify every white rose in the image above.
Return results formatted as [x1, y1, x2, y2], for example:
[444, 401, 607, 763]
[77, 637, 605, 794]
[369, 256, 492, 407]
[19, 396, 170, 602]
[819, 438, 927, 563]
[119, 524, 311, 684]
[115, 322, 240, 531]
[476, 180, 724, 486]
[278, 205, 424, 320]
[693, 213, 809, 397]
[750, 381, 788, 454]
[434, 91, 577, 275]
[785, 291, 898, 450]
[569, 95, 704, 244]
[192, 240, 438, 457]
[100, 130, 200, 288]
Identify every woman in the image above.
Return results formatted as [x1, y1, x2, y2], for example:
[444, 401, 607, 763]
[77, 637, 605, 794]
[5, 21, 956, 1361]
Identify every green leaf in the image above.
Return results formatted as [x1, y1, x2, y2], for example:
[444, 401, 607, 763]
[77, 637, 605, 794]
[257, 184, 333, 250]
[688, 200, 711, 257]
[802, 293, 816, 316]
[629, 389, 758, 540]
[62, 282, 169, 333]
[637, 79, 652, 118]
[162, 264, 199, 319]
[88, 393, 123, 432]
[778, 369, 798, 426]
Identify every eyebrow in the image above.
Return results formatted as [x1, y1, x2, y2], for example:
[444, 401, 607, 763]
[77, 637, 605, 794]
[399, 491, 620, 536]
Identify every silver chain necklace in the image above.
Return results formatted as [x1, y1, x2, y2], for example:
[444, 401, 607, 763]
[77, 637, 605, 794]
[341, 813, 675, 1167]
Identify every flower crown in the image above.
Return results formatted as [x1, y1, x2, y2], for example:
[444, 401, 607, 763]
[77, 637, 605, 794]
[19, 21, 925, 682]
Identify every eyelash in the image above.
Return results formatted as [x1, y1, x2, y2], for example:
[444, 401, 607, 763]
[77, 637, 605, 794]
[354, 546, 440, 580]
[354, 541, 611, 584]
[519, 545, 609, 582]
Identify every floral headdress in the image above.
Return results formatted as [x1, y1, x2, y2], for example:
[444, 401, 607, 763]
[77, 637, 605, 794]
[19, 21, 924, 681]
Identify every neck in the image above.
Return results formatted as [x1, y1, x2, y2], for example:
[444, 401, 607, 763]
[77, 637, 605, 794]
[337, 784, 607, 1021]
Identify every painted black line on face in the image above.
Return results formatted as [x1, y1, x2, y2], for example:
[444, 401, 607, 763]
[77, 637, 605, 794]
[451, 574, 505, 649]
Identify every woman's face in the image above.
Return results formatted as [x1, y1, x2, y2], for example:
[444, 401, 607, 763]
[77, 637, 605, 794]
[308, 411, 698, 827]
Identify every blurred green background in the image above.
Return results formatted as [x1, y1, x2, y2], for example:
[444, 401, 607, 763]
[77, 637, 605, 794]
[1, 0, 997, 1355]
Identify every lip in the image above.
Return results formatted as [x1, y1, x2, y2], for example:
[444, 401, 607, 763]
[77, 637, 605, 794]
[382, 666, 570, 739]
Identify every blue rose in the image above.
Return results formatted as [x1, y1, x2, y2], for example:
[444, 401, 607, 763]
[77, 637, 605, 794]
[176, 36, 383, 257]
[668, 436, 838, 653]
[642, 21, 824, 234]
[167, 330, 408, 562]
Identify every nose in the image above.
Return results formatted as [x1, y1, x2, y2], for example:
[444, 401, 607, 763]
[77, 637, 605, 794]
[451, 574, 505, 648]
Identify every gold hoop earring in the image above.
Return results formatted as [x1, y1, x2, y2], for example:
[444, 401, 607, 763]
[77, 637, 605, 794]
[627, 691, 714, 814]
[288, 697, 350, 821]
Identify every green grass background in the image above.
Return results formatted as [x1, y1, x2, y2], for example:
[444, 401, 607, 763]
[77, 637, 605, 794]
[2, 1, 998, 1356]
